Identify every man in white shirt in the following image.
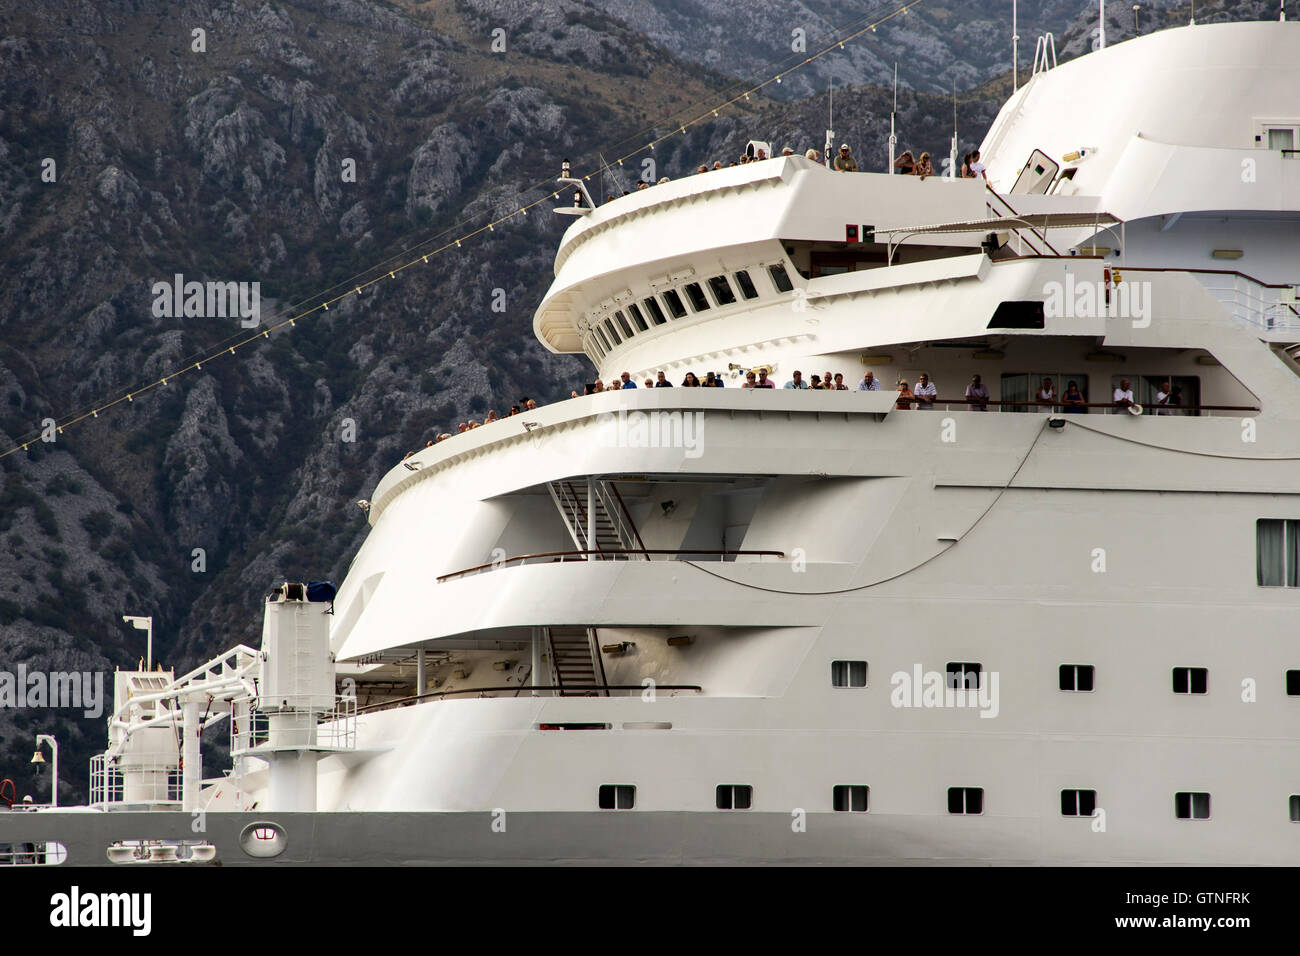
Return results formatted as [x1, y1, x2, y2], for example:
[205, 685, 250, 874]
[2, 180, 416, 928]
[969, 149, 987, 180]
[1155, 380, 1172, 415]
[1113, 378, 1135, 408]
[858, 371, 881, 391]
[913, 372, 938, 410]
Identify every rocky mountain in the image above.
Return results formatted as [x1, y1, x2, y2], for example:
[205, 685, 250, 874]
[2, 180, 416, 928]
[0, 0, 1277, 799]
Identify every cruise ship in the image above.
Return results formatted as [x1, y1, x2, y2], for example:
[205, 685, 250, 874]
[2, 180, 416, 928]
[4, 16, 1299, 866]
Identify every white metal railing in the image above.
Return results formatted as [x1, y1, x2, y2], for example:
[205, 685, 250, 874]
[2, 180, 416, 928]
[90, 752, 182, 808]
[0, 841, 67, 865]
[1191, 271, 1300, 332]
[1033, 33, 1057, 76]
[230, 694, 356, 755]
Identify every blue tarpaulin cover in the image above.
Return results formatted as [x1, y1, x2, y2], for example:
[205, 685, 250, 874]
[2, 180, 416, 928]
[306, 581, 337, 603]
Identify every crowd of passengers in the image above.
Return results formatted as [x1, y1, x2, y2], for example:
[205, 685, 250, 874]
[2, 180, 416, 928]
[606, 145, 989, 197]
[406, 373, 1188, 458]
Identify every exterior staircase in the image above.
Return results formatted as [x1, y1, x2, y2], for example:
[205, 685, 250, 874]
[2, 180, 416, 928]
[546, 626, 607, 696]
[548, 479, 646, 557]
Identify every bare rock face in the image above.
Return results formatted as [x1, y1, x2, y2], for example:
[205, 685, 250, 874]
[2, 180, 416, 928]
[406, 122, 474, 218]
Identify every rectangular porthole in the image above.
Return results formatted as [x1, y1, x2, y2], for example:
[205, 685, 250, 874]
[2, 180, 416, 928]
[661, 289, 687, 318]
[641, 297, 666, 325]
[767, 263, 793, 293]
[831, 660, 868, 688]
[1059, 664, 1095, 692]
[598, 784, 635, 809]
[1061, 789, 1097, 817]
[833, 785, 869, 812]
[1175, 791, 1211, 820]
[733, 269, 759, 299]
[716, 785, 753, 810]
[1172, 667, 1208, 695]
[537, 723, 612, 731]
[947, 787, 983, 815]
[1287, 670, 1300, 696]
[707, 274, 737, 305]
[682, 282, 710, 312]
[1290, 795, 1300, 822]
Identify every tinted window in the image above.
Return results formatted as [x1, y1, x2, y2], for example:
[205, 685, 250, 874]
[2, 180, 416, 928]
[734, 270, 759, 299]
[642, 297, 667, 325]
[767, 263, 794, 293]
[708, 275, 737, 305]
[615, 311, 634, 339]
[661, 289, 687, 318]
[683, 282, 710, 312]
[604, 319, 621, 345]
[627, 303, 648, 331]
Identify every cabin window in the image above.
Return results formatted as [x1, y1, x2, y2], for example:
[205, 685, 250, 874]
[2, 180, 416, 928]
[734, 270, 760, 299]
[716, 785, 753, 810]
[661, 289, 688, 318]
[1059, 664, 1095, 692]
[1000, 372, 1089, 413]
[833, 785, 869, 812]
[603, 319, 621, 345]
[1290, 795, 1300, 822]
[1115, 375, 1201, 416]
[767, 263, 794, 293]
[599, 785, 635, 809]
[1257, 519, 1300, 587]
[625, 304, 647, 332]
[945, 662, 982, 691]
[682, 282, 710, 312]
[987, 301, 1045, 329]
[1287, 670, 1300, 696]
[947, 787, 983, 815]
[615, 311, 635, 339]
[707, 275, 737, 306]
[1172, 667, 1208, 695]
[1061, 789, 1097, 817]
[831, 660, 868, 688]
[642, 297, 667, 325]
[1175, 792, 1211, 820]
[595, 326, 612, 352]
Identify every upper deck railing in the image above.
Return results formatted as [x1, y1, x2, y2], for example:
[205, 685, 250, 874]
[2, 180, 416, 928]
[437, 548, 786, 583]
[1170, 268, 1300, 333]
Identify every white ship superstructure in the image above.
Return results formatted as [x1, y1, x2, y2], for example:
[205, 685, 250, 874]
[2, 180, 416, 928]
[4, 19, 1298, 865]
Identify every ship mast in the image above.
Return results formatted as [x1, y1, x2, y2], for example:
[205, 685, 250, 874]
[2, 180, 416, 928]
[888, 63, 898, 174]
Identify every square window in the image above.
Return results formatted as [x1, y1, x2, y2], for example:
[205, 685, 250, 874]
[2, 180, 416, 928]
[716, 784, 753, 810]
[1172, 667, 1208, 695]
[1175, 791, 1211, 820]
[1059, 664, 1095, 692]
[946, 662, 982, 691]
[733, 270, 760, 300]
[1060, 789, 1097, 816]
[831, 660, 868, 688]
[833, 785, 869, 812]
[1287, 670, 1300, 696]
[947, 787, 983, 814]
[598, 784, 635, 809]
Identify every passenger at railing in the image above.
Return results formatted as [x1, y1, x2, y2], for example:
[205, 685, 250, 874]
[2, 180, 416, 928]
[858, 371, 881, 391]
[457, 422, 469, 433]
[524, 399, 538, 410]
[1036, 378, 1056, 407]
[655, 371, 673, 388]
[806, 149, 821, 162]
[965, 374, 989, 411]
[1154, 380, 1173, 415]
[894, 150, 916, 175]
[755, 148, 768, 161]
[809, 374, 824, 390]
[834, 144, 859, 172]
[782, 147, 794, 156]
[823, 369, 835, 389]
[968, 149, 987, 180]
[1062, 380, 1086, 414]
[705, 371, 724, 387]
[913, 373, 937, 409]
[591, 380, 606, 393]
[756, 368, 775, 388]
[485, 409, 499, 423]
[960, 152, 974, 178]
[697, 164, 709, 173]
[657, 177, 670, 185]
[467, 420, 481, 430]
[742, 370, 758, 388]
[620, 371, 637, 389]
[509, 404, 522, 416]
[896, 380, 915, 409]
[739, 153, 751, 165]
[713, 161, 724, 170]
[1113, 378, 1135, 410]
[644, 378, 654, 388]
[636, 181, 649, 190]
[784, 370, 808, 389]
[682, 372, 702, 387]
[915, 152, 935, 181]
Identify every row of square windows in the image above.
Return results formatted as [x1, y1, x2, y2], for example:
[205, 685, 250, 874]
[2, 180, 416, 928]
[598, 785, 1300, 821]
[831, 661, 1300, 695]
[584, 264, 795, 362]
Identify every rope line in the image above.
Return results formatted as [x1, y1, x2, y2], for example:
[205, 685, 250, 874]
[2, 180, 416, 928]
[0, 0, 928, 461]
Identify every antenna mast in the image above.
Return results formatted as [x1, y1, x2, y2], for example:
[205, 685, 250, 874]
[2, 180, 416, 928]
[888, 64, 898, 174]
[948, 82, 959, 180]
[824, 78, 835, 169]
[1099, 0, 1107, 49]
[1012, 0, 1019, 91]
